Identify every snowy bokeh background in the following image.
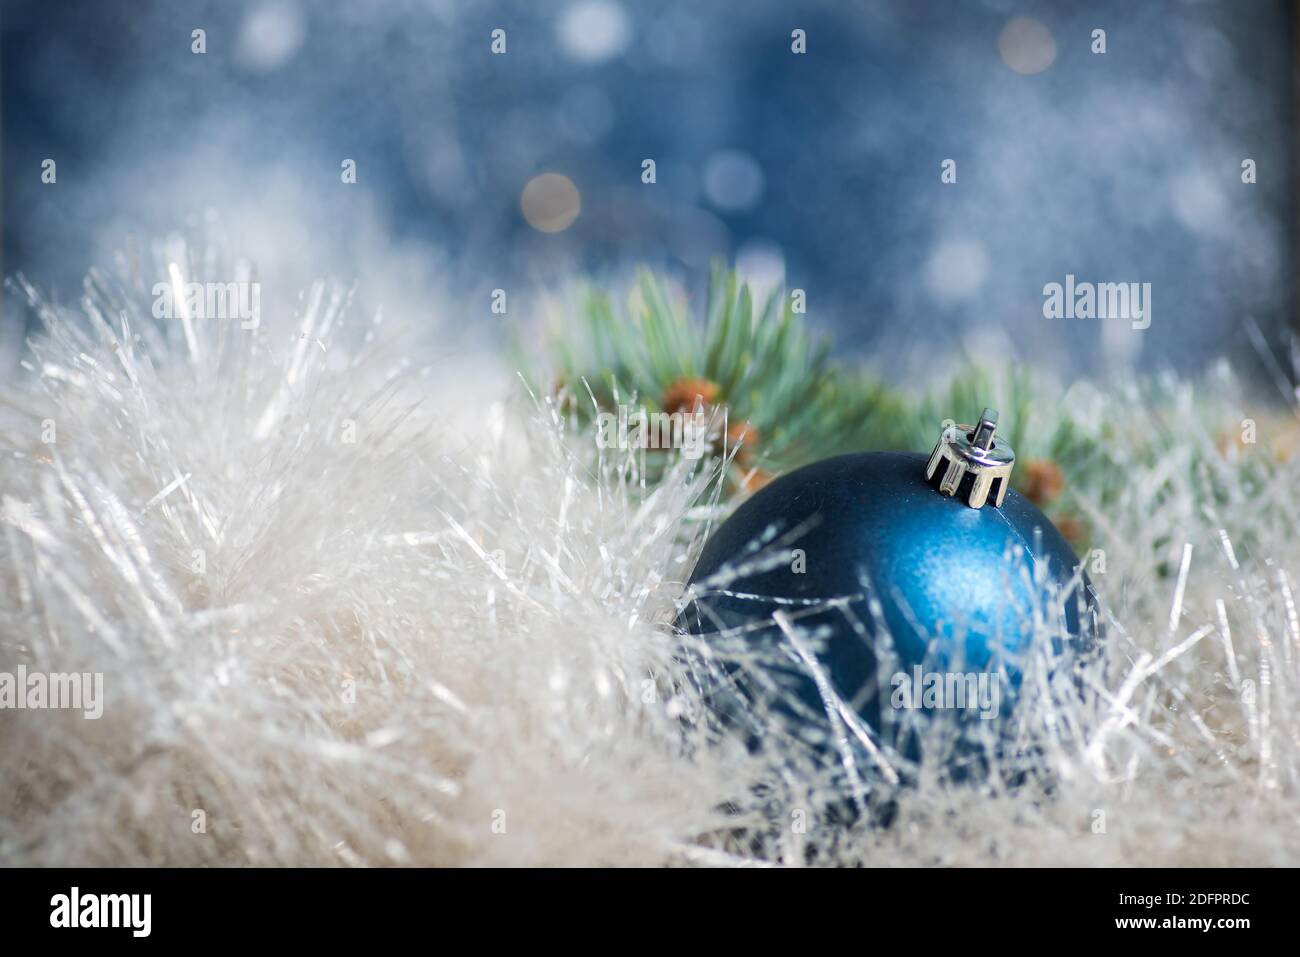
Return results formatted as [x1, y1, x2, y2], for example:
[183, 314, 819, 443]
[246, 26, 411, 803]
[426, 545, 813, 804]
[5, 0, 1300, 869]
[2, 0, 1295, 383]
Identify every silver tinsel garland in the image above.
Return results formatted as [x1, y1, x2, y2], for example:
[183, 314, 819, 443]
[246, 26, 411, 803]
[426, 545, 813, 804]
[1, 246, 1298, 865]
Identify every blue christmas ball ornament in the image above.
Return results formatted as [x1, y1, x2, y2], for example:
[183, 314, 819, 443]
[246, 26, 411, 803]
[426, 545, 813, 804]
[679, 409, 1099, 779]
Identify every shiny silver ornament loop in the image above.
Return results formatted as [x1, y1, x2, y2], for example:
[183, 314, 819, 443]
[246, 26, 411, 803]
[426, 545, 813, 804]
[924, 407, 1016, 509]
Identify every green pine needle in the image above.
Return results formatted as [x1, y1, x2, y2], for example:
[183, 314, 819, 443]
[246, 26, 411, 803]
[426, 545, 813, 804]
[529, 265, 1248, 550]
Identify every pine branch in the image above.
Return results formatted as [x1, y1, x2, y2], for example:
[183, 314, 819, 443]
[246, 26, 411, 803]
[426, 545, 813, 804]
[530, 265, 1257, 548]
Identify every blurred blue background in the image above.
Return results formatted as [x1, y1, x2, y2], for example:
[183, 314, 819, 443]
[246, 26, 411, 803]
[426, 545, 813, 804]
[2, 0, 1295, 384]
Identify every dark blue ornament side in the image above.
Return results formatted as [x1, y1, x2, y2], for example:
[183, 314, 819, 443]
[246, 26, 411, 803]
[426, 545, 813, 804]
[677, 411, 1100, 784]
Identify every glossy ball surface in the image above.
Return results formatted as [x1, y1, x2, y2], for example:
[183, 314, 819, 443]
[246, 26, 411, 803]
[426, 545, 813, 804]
[680, 452, 1097, 760]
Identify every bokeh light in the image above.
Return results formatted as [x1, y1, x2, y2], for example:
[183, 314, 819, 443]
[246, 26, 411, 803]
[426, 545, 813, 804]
[703, 150, 764, 213]
[925, 238, 989, 305]
[521, 173, 582, 233]
[998, 17, 1057, 75]
[558, 1, 630, 64]
[236, 0, 305, 74]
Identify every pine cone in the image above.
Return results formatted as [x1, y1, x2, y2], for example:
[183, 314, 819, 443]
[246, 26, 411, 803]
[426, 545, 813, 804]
[1021, 458, 1064, 505]
[726, 420, 759, 466]
[1054, 515, 1087, 547]
[661, 377, 719, 415]
[738, 468, 774, 493]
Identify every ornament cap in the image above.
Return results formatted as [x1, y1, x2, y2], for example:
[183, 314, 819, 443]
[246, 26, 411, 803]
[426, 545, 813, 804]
[925, 407, 1016, 509]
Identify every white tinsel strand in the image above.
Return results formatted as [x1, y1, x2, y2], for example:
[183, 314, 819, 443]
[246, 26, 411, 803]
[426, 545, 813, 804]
[1, 246, 1299, 865]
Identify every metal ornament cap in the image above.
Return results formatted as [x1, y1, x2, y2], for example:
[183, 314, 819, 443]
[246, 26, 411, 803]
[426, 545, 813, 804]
[925, 407, 1016, 509]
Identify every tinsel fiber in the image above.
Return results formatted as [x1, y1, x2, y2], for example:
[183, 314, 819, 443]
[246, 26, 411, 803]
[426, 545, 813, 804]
[2, 249, 1298, 865]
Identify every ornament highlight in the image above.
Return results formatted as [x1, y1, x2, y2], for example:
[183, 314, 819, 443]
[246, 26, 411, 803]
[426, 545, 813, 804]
[680, 408, 1099, 783]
